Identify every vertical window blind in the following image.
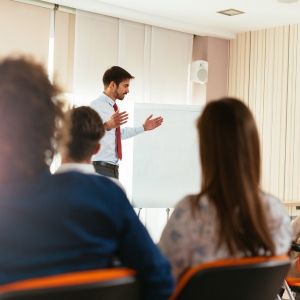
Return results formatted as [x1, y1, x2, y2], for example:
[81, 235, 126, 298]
[0, 0, 50, 67]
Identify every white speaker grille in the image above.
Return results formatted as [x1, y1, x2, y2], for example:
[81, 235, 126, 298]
[197, 68, 208, 83]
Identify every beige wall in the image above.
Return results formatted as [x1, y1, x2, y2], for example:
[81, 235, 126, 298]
[192, 36, 229, 103]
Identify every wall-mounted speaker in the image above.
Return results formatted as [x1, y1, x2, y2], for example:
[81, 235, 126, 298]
[190, 60, 208, 84]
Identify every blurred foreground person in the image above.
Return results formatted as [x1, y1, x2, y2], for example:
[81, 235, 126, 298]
[159, 98, 292, 281]
[0, 57, 174, 300]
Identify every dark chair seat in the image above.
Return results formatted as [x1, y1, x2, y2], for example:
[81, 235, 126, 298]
[0, 268, 141, 300]
[170, 255, 290, 300]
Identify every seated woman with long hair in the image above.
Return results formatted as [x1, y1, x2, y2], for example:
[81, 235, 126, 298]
[159, 98, 292, 281]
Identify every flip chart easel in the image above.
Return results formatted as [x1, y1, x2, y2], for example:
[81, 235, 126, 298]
[132, 103, 202, 212]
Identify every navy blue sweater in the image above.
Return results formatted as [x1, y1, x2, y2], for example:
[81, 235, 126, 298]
[0, 170, 174, 299]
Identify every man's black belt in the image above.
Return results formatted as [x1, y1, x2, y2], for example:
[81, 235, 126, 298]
[93, 161, 119, 170]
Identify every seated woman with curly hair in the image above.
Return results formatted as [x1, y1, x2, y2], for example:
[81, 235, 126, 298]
[0, 57, 174, 300]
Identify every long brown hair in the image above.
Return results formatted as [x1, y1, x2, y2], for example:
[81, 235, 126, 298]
[192, 98, 275, 256]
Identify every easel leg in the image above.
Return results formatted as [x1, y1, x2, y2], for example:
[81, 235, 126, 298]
[166, 208, 170, 221]
[138, 208, 142, 219]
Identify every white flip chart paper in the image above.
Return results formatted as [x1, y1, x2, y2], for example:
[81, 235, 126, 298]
[132, 103, 202, 208]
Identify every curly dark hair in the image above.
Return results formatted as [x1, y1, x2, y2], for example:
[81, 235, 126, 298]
[0, 57, 64, 182]
[59, 106, 105, 162]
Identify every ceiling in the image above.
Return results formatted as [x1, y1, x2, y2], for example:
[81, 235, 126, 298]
[43, 0, 300, 39]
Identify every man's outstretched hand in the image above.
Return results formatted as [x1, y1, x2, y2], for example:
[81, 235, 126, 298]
[143, 114, 163, 131]
[104, 110, 129, 130]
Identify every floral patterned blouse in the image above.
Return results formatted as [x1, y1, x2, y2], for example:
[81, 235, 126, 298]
[159, 193, 292, 281]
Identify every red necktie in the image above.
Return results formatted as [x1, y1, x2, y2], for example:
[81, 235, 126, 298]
[113, 103, 122, 160]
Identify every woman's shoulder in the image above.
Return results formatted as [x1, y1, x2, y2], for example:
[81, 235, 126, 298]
[173, 194, 212, 219]
[259, 192, 287, 213]
[260, 191, 292, 254]
[171, 196, 193, 221]
[260, 191, 291, 231]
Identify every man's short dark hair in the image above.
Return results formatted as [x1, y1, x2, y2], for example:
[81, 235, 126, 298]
[102, 66, 135, 89]
[60, 106, 105, 162]
[0, 57, 63, 182]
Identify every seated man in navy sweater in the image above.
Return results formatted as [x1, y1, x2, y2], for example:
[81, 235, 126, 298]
[56, 105, 124, 191]
[0, 57, 174, 300]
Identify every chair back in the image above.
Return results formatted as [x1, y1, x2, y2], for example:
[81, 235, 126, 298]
[170, 255, 290, 300]
[0, 268, 141, 300]
[285, 243, 300, 291]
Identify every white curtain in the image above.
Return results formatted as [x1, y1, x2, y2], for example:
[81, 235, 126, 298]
[73, 10, 193, 242]
[228, 25, 300, 217]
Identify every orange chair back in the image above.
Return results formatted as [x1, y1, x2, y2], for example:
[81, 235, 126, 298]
[285, 253, 300, 287]
[0, 268, 140, 300]
[170, 255, 290, 300]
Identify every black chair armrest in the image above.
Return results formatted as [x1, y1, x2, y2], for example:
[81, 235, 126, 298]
[291, 242, 300, 252]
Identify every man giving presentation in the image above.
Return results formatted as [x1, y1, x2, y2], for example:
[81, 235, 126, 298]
[90, 66, 163, 179]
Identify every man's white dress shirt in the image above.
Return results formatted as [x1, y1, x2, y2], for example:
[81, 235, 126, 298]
[56, 163, 125, 192]
[90, 93, 144, 164]
[56, 163, 96, 175]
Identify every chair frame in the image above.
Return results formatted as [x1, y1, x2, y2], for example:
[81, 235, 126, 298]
[283, 242, 300, 300]
[170, 255, 290, 300]
[0, 268, 140, 300]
